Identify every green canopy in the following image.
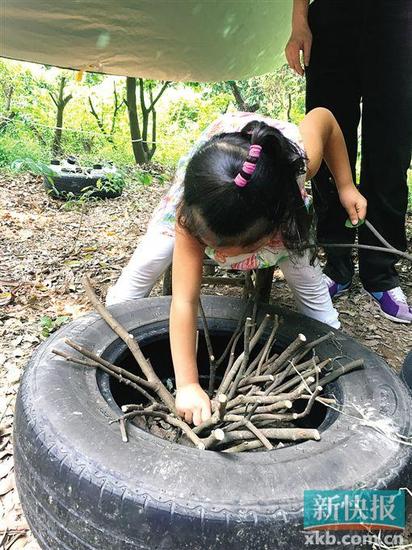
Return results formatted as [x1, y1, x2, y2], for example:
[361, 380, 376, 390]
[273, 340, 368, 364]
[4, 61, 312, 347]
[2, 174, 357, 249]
[0, 1, 292, 81]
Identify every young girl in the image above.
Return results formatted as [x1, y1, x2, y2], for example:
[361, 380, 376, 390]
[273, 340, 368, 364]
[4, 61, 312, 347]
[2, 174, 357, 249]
[106, 108, 367, 426]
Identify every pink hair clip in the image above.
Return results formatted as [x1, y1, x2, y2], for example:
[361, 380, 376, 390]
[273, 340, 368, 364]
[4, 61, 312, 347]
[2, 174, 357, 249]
[234, 144, 262, 188]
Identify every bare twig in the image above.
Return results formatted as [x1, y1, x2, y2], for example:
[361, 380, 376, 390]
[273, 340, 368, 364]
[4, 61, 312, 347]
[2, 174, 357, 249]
[119, 418, 128, 442]
[316, 360, 364, 388]
[223, 414, 273, 450]
[53, 347, 157, 403]
[198, 298, 217, 397]
[215, 298, 252, 367]
[217, 314, 270, 395]
[114, 409, 205, 449]
[227, 317, 253, 400]
[264, 334, 307, 375]
[215, 427, 321, 444]
[83, 276, 176, 411]
[222, 440, 263, 453]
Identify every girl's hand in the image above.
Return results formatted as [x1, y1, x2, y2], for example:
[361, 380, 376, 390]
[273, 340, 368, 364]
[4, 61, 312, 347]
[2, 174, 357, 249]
[338, 185, 367, 226]
[175, 383, 212, 426]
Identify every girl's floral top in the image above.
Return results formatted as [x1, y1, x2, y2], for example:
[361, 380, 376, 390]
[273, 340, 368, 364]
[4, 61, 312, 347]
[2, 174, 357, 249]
[147, 111, 311, 270]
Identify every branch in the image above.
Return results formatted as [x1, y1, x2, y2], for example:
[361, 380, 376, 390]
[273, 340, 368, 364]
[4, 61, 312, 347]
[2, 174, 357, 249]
[82, 276, 176, 411]
[53, 344, 157, 404]
[115, 409, 206, 449]
[88, 96, 107, 136]
[147, 81, 170, 114]
[63, 93, 73, 107]
[264, 334, 307, 375]
[48, 91, 58, 108]
[198, 297, 217, 396]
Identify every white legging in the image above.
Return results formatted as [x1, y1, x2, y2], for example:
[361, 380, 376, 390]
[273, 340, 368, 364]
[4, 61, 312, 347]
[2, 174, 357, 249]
[106, 231, 340, 329]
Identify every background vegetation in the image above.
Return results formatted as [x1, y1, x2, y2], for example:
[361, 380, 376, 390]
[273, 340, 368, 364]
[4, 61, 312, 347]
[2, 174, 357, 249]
[0, 58, 410, 209]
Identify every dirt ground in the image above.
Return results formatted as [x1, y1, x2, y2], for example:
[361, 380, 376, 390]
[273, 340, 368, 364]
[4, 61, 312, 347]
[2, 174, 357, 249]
[0, 171, 411, 549]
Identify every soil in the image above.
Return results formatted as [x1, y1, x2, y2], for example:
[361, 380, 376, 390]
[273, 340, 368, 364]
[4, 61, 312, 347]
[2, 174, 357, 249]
[0, 171, 411, 549]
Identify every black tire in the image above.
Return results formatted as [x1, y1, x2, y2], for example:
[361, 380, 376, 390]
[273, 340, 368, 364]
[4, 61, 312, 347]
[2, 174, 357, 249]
[43, 175, 122, 200]
[14, 297, 412, 550]
[401, 351, 412, 392]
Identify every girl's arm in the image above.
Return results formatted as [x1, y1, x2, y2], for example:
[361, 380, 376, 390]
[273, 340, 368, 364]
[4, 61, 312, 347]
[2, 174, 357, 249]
[170, 224, 212, 426]
[299, 107, 367, 225]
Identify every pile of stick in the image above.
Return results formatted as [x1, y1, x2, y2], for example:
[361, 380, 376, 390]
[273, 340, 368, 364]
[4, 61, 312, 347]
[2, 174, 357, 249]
[52, 277, 364, 453]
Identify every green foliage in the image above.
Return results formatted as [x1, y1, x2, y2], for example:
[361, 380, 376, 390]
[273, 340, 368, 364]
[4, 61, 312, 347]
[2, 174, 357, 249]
[135, 171, 153, 186]
[84, 72, 105, 87]
[1, 57, 410, 225]
[10, 157, 57, 177]
[0, 133, 46, 168]
[39, 315, 70, 338]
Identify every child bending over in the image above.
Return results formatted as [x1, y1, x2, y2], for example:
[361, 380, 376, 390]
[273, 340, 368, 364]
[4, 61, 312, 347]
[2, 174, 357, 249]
[106, 108, 367, 426]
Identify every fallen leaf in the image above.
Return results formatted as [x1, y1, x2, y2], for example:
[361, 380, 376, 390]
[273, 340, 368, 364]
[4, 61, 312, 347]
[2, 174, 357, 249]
[0, 473, 15, 496]
[8, 535, 29, 550]
[0, 456, 13, 479]
[0, 292, 13, 306]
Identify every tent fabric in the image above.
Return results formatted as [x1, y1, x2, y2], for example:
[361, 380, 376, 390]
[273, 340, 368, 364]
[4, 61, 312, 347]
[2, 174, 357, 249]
[0, 1, 292, 82]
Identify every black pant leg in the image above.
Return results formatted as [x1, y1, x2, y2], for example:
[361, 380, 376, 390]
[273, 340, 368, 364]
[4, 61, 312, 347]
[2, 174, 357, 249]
[306, 0, 362, 284]
[358, 0, 412, 291]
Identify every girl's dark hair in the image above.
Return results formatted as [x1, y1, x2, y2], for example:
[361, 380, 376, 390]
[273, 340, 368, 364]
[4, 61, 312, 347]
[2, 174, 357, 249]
[178, 120, 310, 253]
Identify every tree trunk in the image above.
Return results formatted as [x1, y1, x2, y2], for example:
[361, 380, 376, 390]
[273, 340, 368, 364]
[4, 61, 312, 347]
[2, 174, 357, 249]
[228, 81, 259, 113]
[52, 103, 64, 156]
[286, 93, 292, 123]
[126, 77, 147, 165]
[229, 81, 248, 111]
[50, 76, 72, 157]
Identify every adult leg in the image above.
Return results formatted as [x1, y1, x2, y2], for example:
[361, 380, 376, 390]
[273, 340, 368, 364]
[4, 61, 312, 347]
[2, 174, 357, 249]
[105, 230, 174, 304]
[278, 252, 340, 329]
[358, 0, 412, 291]
[306, 0, 361, 284]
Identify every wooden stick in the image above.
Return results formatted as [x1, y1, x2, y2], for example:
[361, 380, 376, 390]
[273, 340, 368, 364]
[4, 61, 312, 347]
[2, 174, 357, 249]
[242, 316, 279, 378]
[316, 360, 364, 388]
[223, 414, 273, 450]
[192, 394, 228, 435]
[227, 394, 294, 409]
[220, 329, 244, 384]
[270, 359, 330, 396]
[293, 385, 323, 420]
[83, 276, 176, 411]
[230, 400, 293, 416]
[119, 418, 128, 442]
[215, 427, 321, 444]
[215, 297, 252, 367]
[56, 340, 154, 389]
[53, 348, 157, 404]
[256, 315, 279, 375]
[239, 374, 275, 388]
[264, 334, 307, 375]
[294, 332, 334, 363]
[201, 428, 225, 450]
[198, 298, 217, 397]
[217, 314, 270, 395]
[227, 317, 253, 400]
[215, 393, 228, 420]
[300, 395, 336, 405]
[122, 403, 169, 413]
[115, 409, 206, 449]
[222, 440, 263, 453]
